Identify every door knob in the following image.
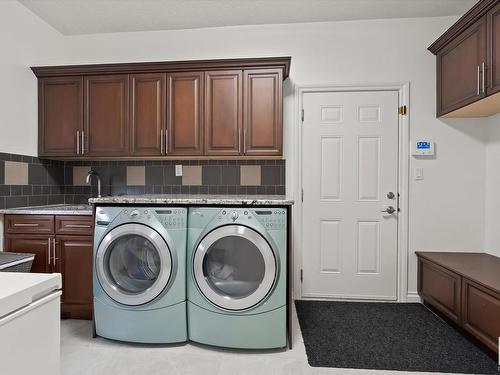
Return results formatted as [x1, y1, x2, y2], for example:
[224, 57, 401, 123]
[387, 192, 395, 199]
[381, 206, 396, 214]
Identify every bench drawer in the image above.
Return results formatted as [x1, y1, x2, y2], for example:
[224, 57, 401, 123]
[55, 216, 93, 236]
[5, 215, 54, 234]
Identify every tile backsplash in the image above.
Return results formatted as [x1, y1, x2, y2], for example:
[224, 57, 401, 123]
[0, 153, 65, 209]
[0, 153, 286, 208]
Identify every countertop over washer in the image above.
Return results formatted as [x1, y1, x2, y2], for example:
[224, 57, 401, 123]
[89, 195, 294, 206]
[0, 204, 93, 216]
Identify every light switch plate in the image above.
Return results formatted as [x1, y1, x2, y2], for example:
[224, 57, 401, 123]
[414, 167, 424, 180]
[175, 164, 183, 177]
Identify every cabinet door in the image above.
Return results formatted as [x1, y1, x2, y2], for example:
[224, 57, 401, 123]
[461, 278, 500, 352]
[243, 69, 282, 156]
[4, 235, 53, 273]
[488, 2, 500, 95]
[55, 236, 93, 319]
[130, 73, 165, 156]
[167, 72, 204, 156]
[417, 258, 461, 323]
[84, 75, 129, 156]
[39, 77, 83, 157]
[205, 70, 242, 156]
[437, 17, 487, 116]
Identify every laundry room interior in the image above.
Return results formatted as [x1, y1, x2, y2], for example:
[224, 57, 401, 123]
[0, 0, 499, 374]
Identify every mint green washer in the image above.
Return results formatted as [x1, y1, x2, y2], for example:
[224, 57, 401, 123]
[187, 207, 287, 349]
[93, 206, 187, 344]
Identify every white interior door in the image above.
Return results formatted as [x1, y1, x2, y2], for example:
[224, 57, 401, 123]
[301, 90, 399, 300]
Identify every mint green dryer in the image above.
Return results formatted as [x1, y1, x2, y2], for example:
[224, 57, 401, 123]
[187, 207, 287, 349]
[93, 206, 187, 344]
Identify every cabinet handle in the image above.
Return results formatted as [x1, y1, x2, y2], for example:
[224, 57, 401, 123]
[160, 129, 164, 155]
[13, 223, 39, 227]
[76, 130, 80, 155]
[81, 131, 85, 155]
[66, 224, 91, 228]
[165, 129, 168, 154]
[477, 65, 481, 95]
[52, 239, 58, 266]
[243, 127, 246, 154]
[47, 238, 51, 265]
[238, 128, 242, 154]
[482, 62, 486, 94]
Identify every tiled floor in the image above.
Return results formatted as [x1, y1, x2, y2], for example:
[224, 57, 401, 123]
[61, 307, 455, 375]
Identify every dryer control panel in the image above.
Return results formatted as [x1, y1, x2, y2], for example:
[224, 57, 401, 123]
[252, 209, 287, 230]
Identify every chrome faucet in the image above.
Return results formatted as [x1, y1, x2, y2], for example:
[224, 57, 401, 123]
[86, 169, 102, 198]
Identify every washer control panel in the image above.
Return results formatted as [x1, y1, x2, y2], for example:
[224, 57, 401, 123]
[253, 209, 287, 230]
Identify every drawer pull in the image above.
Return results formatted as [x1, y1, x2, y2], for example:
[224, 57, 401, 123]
[13, 223, 40, 227]
[65, 224, 91, 228]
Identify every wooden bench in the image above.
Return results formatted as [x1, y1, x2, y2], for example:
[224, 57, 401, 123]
[416, 252, 500, 353]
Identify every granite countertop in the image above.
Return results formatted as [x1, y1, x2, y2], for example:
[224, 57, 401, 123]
[0, 204, 93, 216]
[89, 194, 294, 206]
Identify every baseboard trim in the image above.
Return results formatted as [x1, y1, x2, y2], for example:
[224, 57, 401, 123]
[406, 292, 421, 303]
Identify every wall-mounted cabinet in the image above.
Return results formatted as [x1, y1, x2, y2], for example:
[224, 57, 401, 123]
[33, 57, 290, 159]
[429, 0, 500, 118]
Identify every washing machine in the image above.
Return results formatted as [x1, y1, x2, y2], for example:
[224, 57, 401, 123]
[187, 207, 287, 349]
[93, 206, 187, 343]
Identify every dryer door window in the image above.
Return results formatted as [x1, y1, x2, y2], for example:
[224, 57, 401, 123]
[96, 223, 172, 306]
[194, 225, 277, 311]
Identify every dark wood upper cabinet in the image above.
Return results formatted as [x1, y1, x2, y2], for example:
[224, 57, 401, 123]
[129, 73, 166, 156]
[56, 236, 93, 319]
[436, 17, 487, 116]
[429, 0, 500, 118]
[205, 70, 243, 156]
[166, 72, 203, 156]
[39, 76, 83, 157]
[84, 75, 129, 156]
[243, 69, 283, 156]
[32, 57, 290, 158]
[488, 2, 500, 95]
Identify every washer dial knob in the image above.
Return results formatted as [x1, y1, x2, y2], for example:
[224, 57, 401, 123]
[231, 211, 239, 221]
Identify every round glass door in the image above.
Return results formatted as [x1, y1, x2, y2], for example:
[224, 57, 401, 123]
[194, 225, 277, 311]
[96, 223, 172, 306]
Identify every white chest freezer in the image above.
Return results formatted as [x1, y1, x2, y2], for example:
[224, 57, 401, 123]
[0, 272, 62, 375]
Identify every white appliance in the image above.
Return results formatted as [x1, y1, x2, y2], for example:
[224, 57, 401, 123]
[0, 272, 62, 375]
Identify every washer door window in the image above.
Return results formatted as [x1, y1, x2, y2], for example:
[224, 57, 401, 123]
[96, 223, 172, 306]
[194, 225, 277, 311]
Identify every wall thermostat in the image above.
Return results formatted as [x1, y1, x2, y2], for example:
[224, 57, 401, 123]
[413, 140, 434, 156]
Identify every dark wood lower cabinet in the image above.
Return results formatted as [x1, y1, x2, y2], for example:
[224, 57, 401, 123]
[4, 214, 93, 320]
[4, 235, 53, 274]
[56, 236, 93, 319]
[416, 252, 500, 353]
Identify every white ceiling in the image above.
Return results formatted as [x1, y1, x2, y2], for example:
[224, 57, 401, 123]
[19, 0, 478, 36]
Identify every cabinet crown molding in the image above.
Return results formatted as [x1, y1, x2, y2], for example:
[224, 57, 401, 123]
[428, 0, 498, 55]
[31, 56, 291, 79]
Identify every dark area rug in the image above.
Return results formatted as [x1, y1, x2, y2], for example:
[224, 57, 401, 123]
[295, 301, 498, 374]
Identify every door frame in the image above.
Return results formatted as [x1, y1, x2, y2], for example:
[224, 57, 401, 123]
[292, 83, 410, 302]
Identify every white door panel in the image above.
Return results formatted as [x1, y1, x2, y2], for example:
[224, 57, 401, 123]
[301, 91, 399, 300]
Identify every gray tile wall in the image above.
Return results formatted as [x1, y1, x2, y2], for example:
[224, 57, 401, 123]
[0, 153, 65, 209]
[64, 159, 286, 205]
[0, 153, 286, 208]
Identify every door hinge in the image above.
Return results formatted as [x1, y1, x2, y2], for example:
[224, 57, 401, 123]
[397, 192, 401, 212]
[300, 269, 303, 283]
[398, 105, 407, 115]
[301, 109, 304, 122]
[301, 189, 304, 202]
